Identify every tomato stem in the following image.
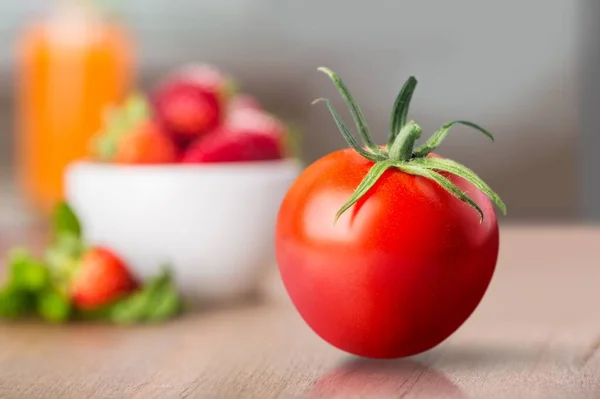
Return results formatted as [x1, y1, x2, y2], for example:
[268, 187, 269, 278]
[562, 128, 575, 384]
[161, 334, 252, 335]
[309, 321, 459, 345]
[413, 120, 493, 158]
[388, 76, 418, 147]
[314, 67, 507, 221]
[388, 121, 421, 161]
[317, 67, 379, 153]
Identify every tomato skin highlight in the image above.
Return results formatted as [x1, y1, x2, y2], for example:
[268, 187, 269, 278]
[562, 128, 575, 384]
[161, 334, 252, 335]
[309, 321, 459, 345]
[275, 149, 499, 359]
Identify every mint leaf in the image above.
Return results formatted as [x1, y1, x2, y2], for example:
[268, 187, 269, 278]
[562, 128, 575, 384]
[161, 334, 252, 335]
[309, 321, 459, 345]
[145, 288, 182, 323]
[46, 233, 85, 265]
[0, 288, 34, 319]
[1, 249, 72, 322]
[36, 288, 71, 324]
[107, 290, 150, 324]
[52, 233, 85, 258]
[8, 249, 50, 292]
[45, 233, 84, 294]
[0, 204, 83, 324]
[104, 267, 183, 324]
[143, 269, 183, 323]
[51, 202, 82, 240]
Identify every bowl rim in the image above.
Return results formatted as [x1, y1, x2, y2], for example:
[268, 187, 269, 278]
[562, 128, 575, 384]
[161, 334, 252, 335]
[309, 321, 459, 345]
[67, 158, 303, 175]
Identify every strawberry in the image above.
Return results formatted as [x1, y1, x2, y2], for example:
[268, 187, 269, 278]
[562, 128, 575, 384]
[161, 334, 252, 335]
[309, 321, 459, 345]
[226, 108, 286, 137]
[70, 247, 138, 310]
[153, 85, 221, 143]
[173, 63, 236, 101]
[153, 64, 235, 143]
[92, 94, 178, 165]
[114, 120, 178, 164]
[225, 107, 301, 159]
[181, 126, 283, 163]
[228, 94, 261, 114]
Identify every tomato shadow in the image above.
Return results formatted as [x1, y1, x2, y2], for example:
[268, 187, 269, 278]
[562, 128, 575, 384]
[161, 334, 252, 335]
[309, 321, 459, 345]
[304, 357, 467, 398]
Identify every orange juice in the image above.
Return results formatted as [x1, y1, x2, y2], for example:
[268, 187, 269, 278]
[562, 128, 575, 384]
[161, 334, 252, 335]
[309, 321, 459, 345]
[16, 2, 134, 215]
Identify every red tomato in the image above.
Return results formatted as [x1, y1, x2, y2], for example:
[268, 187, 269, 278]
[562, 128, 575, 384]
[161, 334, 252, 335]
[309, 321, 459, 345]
[275, 149, 499, 359]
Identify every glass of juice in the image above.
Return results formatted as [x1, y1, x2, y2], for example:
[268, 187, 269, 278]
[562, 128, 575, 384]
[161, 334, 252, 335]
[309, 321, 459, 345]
[15, 0, 135, 215]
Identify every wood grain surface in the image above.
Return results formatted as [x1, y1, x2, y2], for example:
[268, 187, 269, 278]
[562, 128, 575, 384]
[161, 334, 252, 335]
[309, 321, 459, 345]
[0, 225, 599, 399]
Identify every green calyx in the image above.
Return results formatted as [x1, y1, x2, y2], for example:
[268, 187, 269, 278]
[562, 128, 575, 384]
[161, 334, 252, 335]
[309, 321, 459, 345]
[91, 93, 150, 161]
[315, 67, 507, 222]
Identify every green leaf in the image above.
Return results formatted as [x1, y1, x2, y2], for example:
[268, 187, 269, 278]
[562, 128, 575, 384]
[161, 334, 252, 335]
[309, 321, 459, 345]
[282, 123, 303, 160]
[0, 288, 34, 320]
[48, 233, 85, 261]
[222, 77, 240, 102]
[36, 288, 71, 324]
[394, 163, 484, 220]
[335, 160, 395, 221]
[91, 93, 151, 161]
[92, 133, 118, 162]
[124, 93, 151, 123]
[45, 234, 85, 293]
[388, 76, 418, 147]
[0, 249, 55, 321]
[413, 120, 494, 157]
[51, 202, 82, 240]
[144, 270, 183, 323]
[313, 98, 384, 162]
[91, 108, 118, 161]
[388, 121, 422, 161]
[107, 291, 149, 324]
[317, 67, 379, 152]
[411, 157, 507, 215]
[7, 249, 50, 292]
[106, 273, 164, 324]
[104, 268, 183, 324]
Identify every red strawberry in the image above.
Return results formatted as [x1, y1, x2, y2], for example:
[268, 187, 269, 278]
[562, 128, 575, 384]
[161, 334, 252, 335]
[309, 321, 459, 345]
[153, 84, 221, 143]
[174, 63, 235, 101]
[70, 247, 138, 310]
[226, 108, 286, 137]
[153, 64, 234, 143]
[115, 120, 178, 164]
[228, 94, 261, 114]
[181, 126, 283, 163]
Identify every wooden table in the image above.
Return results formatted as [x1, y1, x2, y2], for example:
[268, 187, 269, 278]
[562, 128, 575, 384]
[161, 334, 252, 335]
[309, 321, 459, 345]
[0, 225, 598, 398]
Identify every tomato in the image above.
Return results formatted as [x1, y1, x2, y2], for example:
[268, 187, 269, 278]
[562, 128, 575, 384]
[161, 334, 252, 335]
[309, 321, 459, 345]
[276, 149, 498, 358]
[275, 67, 505, 359]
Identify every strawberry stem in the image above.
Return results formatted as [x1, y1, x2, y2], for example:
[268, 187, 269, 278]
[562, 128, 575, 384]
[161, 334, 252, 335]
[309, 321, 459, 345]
[315, 67, 507, 221]
[91, 93, 151, 162]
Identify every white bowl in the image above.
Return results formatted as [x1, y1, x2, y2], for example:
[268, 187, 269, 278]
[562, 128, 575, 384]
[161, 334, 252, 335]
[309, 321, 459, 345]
[64, 159, 301, 303]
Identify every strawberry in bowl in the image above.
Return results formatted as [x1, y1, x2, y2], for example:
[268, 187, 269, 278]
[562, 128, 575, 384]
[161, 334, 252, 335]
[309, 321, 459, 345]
[181, 125, 284, 163]
[152, 63, 235, 146]
[91, 94, 179, 164]
[68, 65, 302, 303]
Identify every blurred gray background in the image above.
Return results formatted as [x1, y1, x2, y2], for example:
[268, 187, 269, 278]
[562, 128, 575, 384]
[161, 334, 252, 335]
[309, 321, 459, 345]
[0, 0, 590, 222]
